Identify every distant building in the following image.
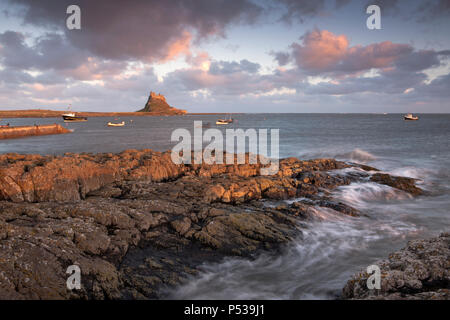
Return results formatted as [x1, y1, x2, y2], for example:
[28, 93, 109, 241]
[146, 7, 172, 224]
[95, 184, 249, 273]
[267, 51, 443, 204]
[138, 91, 187, 114]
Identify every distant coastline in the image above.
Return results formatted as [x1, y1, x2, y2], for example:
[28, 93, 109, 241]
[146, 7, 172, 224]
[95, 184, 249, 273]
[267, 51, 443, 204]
[0, 109, 245, 118]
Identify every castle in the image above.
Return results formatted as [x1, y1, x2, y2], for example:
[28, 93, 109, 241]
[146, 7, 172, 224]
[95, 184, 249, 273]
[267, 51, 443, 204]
[148, 91, 166, 102]
[138, 91, 186, 114]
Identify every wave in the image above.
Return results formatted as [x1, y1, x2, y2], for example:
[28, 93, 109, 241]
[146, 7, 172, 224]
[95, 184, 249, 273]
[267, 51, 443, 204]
[387, 166, 433, 180]
[332, 182, 412, 209]
[337, 148, 377, 163]
[166, 209, 381, 300]
[166, 204, 421, 300]
[297, 148, 377, 164]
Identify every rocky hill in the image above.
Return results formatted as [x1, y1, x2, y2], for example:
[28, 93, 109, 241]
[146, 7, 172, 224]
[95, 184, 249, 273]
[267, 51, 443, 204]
[138, 92, 186, 114]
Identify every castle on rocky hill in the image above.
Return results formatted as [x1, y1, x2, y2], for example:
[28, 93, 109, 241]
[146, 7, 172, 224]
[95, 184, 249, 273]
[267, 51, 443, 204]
[138, 91, 186, 114]
[148, 92, 166, 102]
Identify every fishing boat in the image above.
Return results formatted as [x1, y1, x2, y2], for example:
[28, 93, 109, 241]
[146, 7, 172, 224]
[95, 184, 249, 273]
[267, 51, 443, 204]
[107, 121, 125, 127]
[62, 112, 88, 122]
[216, 119, 230, 125]
[404, 113, 419, 121]
[216, 114, 234, 125]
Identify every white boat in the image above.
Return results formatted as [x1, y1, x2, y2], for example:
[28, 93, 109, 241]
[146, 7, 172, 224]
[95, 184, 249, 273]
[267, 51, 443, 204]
[216, 114, 234, 125]
[216, 119, 230, 125]
[62, 112, 88, 122]
[107, 121, 125, 127]
[62, 104, 88, 122]
[404, 113, 419, 121]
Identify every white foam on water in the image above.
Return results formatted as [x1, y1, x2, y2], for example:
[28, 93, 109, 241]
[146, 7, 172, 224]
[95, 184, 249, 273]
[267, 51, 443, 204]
[165, 146, 449, 300]
[166, 205, 420, 300]
[332, 182, 413, 209]
[340, 148, 377, 163]
[388, 166, 432, 180]
[298, 148, 377, 163]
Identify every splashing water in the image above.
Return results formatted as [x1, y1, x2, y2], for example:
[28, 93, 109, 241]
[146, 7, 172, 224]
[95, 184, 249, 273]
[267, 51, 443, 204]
[166, 203, 421, 300]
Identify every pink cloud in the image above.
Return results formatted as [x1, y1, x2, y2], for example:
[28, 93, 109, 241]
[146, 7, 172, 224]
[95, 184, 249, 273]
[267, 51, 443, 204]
[160, 31, 193, 63]
[291, 29, 349, 71]
[289, 29, 413, 76]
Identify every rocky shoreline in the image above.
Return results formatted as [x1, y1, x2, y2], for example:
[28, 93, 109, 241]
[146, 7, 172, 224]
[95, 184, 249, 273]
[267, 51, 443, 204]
[0, 149, 445, 299]
[343, 233, 449, 300]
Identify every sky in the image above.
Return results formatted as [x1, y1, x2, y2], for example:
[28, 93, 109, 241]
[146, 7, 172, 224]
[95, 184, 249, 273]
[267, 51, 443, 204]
[0, 0, 449, 113]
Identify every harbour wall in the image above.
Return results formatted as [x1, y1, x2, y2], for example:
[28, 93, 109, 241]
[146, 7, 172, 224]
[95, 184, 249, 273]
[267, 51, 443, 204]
[0, 124, 71, 140]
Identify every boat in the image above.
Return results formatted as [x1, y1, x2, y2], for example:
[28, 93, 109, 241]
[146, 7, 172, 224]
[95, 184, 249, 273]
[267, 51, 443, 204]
[404, 113, 419, 121]
[107, 121, 125, 127]
[216, 114, 234, 125]
[216, 119, 230, 125]
[62, 112, 87, 122]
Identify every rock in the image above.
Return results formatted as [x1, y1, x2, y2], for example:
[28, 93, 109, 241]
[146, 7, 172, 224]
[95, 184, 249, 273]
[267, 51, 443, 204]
[170, 217, 191, 236]
[370, 173, 424, 195]
[0, 149, 426, 299]
[342, 233, 450, 300]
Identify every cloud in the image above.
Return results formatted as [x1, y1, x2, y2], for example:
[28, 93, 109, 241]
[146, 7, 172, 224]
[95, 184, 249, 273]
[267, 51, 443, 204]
[416, 0, 450, 21]
[163, 54, 290, 96]
[270, 51, 291, 66]
[274, 0, 354, 23]
[276, 0, 326, 23]
[209, 59, 261, 75]
[417, 72, 450, 97]
[1, 1, 449, 112]
[290, 29, 349, 72]
[5, 0, 263, 62]
[0, 31, 131, 81]
[364, 0, 402, 15]
[278, 29, 447, 78]
[0, 31, 88, 71]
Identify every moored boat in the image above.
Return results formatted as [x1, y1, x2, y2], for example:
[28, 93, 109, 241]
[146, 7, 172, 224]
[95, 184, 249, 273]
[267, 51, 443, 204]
[216, 114, 234, 125]
[62, 112, 88, 122]
[216, 119, 230, 125]
[107, 121, 125, 127]
[404, 113, 419, 121]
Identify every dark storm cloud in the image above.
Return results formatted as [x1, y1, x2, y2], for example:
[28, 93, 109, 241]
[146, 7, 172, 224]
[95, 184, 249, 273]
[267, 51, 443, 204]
[5, 0, 264, 62]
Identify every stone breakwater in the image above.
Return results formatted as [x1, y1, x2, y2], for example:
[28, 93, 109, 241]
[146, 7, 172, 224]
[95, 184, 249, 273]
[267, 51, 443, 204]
[0, 149, 437, 299]
[0, 124, 71, 140]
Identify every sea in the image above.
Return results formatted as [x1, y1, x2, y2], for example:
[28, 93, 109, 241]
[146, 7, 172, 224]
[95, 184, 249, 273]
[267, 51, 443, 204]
[1, 113, 449, 299]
